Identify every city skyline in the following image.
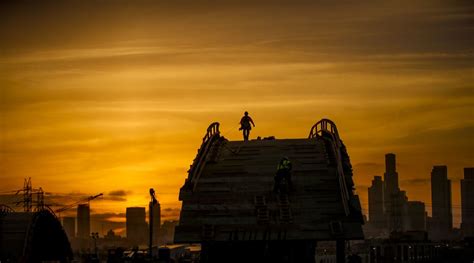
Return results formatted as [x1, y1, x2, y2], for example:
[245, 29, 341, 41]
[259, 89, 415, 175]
[367, 153, 430, 236]
[1, 0, 473, 234]
[1, 153, 471, 237]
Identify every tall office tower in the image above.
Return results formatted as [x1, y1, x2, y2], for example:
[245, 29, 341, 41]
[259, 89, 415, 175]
[383, 153, 400, 232]
[368, 176, 385, 229]
[152, 201, 161, 245]
[389, 190, 408, 232]
[431, 165, 452, 240]
[461, 167, 474, 237]
[77, 204, 90, 239]
[126, 207, 148, 245]
[384, 153, 399, 201]
[407, 201, 426, 231]
[62, 217, 76, 239]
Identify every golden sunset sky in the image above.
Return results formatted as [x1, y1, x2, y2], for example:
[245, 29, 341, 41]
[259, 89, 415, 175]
[1, 0, 473, 235]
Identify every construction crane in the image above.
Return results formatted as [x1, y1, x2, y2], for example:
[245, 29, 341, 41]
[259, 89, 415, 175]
[55, 193, 103, 214]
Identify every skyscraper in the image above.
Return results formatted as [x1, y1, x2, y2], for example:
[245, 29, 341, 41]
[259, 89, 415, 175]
[383, 153, 401, 232]
[77, 204, 90, 239]
[384, 153, 399, 202]
[126, 207, 148, 246]
[62, 217, 76, 239]
[407, 201, 426, 231]
[431, 165, 452, 240]
[368, 176, 385, 229]
[390, 190, 408, 232]
[461, 167, 474, 237]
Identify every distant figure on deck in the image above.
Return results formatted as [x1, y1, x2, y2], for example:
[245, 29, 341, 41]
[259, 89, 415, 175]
[274, 157, 293, 193]
[239, 111, 255, 141]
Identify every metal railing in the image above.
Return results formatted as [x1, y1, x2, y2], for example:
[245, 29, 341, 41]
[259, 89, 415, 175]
[0, 204, 14, 216]
[309, 119, 350, 216]
[309, 118, 341, 147]
[203, 122, 220, 143]
[188, 122, 221, 191]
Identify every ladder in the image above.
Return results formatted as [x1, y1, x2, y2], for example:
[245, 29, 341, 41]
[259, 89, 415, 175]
[254, 195, 270, 224]
[278, 194, 293, 224]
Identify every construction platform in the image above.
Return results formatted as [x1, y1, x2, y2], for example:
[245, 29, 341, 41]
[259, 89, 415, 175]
[175, 119, 364, 245]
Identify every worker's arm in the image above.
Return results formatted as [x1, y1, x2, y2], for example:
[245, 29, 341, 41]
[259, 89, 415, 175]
[250, 117, 255, 127]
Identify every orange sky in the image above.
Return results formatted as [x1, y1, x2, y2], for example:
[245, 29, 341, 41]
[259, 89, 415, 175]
[1, 0, 472, 234]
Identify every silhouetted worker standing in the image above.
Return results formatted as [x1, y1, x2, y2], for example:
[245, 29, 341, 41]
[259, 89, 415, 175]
[274, 157, 293, 193]
[239, 111, 255, 141]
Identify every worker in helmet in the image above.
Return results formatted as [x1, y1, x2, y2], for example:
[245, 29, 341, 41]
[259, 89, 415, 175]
[239, 111, 255, 141]
[274, 157, 293, 193]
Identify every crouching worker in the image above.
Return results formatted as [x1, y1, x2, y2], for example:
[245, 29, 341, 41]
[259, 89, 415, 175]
[273, 157, 293, 193]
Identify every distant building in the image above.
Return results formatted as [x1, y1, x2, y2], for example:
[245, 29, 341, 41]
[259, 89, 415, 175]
[104, 229, 122, 242]
[368, 176, 385, 229]
[426, 215, 433, 234]
[77, 204, 90, 239]
[62, 217, 75, 240]
[152, 201, 161, 246]
[430, 165, 452, 240]
[461, 167, 474, 237]
[161, 220, 179, 244]
[389, 190, 408, 232]
[126, 207, 148, 246]
[383, 153, 402, 233]
[407, 201, 426, 231]
[384, 153, 400, 205]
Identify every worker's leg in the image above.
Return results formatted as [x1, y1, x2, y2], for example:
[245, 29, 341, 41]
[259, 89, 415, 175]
[244, 129, 249, 141]
[285, 171, 293, 190]
[273, 174, 282, 193]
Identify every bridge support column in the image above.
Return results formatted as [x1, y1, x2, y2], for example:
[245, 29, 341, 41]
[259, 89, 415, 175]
[336, 239, 345, 263]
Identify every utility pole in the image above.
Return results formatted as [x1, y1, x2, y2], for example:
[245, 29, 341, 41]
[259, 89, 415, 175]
[149, 188, 158, 261]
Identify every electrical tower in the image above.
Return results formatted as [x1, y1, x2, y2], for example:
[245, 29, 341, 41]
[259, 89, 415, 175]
[23, 178, 33, 212]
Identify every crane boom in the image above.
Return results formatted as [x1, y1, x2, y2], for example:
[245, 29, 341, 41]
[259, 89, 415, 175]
[55, 193, 103, 213]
